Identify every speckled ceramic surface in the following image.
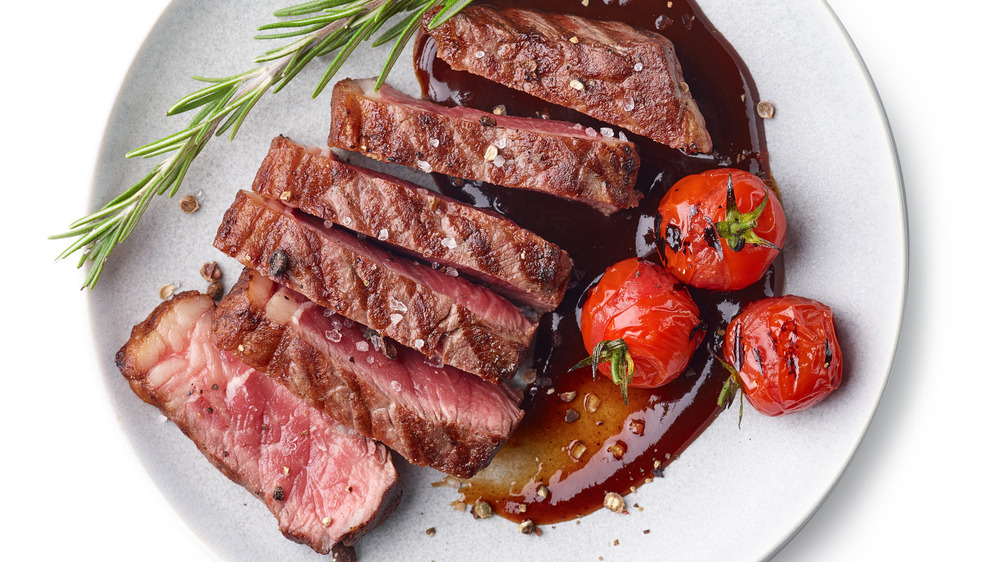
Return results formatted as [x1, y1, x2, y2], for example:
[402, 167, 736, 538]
[89, 1, 906, 560]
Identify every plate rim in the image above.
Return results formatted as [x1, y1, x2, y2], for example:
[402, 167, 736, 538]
[768, 1, 909, 556]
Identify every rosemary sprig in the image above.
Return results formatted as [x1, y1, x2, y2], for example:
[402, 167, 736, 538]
[51, 0, 472, 290]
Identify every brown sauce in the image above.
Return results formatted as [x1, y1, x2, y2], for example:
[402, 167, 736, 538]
[414, 0, 781, 524]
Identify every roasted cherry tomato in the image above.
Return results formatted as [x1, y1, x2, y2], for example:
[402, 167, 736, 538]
[657, 168, 786, 291]
[721, 295, 843, 416]
[577, 258, 705, 403]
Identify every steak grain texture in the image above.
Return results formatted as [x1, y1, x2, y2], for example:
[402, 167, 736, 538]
[213, 190, 536, 383]
[425, 6, 712, 153]
[115, 292, 401, 554]
[329, 78, 640, 214]
[253, 135, 572, 312]
[213, 269, 525, 478]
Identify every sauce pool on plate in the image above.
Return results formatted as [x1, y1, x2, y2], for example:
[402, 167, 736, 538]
[414, 0, 781, 524]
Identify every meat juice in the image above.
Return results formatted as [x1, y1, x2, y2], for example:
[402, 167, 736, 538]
[414, 0, 781, 524]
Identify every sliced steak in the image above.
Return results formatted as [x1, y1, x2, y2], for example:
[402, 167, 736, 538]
[213, 268, 525, 478]
[424, 6, 712, 154]
[252, 135, 572, 312]
[115, 291, 400, 554]
[213, 190, 536, 383]
[329, 77, 640, 214]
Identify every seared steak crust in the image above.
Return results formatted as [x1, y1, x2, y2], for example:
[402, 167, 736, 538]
[252, 136, 572, 312]
[213, 190, 536, 383]
[213, 269, 525, 478]
[115, 292, 401, 553]
[425, 6, 712, 153]
[329, 78, 640, 214]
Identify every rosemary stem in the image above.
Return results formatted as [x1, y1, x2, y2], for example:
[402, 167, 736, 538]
[52, 0, 473, 289]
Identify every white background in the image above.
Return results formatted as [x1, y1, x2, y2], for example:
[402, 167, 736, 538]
[2, 0, 996, 559]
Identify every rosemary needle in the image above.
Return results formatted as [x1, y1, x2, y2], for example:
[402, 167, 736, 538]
[51, 0, 472, 290]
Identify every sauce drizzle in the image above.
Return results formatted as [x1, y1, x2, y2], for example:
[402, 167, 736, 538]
[414, 0, 781, 524]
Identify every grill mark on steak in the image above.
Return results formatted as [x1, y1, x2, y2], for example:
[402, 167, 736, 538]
[115, 291, 401, 554]
[213, 269, 525, 478]
[252, 135, 572, 312]
[424, 6, 712, 154]
[213, 190, 536, 383]
[329, 78, 640, 214]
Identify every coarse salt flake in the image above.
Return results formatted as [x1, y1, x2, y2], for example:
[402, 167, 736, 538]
[585, 127, 598, 137]
[624, 98, 635, 111]
[388, 296, 408, 313]
[430, 138, 440, 148]
[414, 339, 425, 350]
[442, 237, 458, 249]
[390, 313, 404, 326]
[475, 50, 485, 58]
[495, 137, 507, 149]
[634, 62, 644, 71]
[378, 228, 389, 241]
[325, 329, 342, 343]
[619, 131, 629, 142]
[493, 155, 506, 167]
[600, 127, 614, 138]
[355, 341, 369, 352]
[416, 160, 432, 173]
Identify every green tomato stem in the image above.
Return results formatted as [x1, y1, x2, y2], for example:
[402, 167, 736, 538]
[714, 173, 780, 253]
[714, 352, 745, 428]
[570, 338, 635, 405]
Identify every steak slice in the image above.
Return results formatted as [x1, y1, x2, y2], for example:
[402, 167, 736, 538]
[253, 135, 572, 312]
[213, 268, 525, 478]
[329, 77, 640, 214]
[213, 190, 536, 383]
[424, 6, 712, 154]
[115, 291, 400, 554]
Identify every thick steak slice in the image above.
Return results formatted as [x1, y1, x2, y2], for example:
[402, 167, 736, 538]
[115, 292, 400, 554]
[213, 190, 536, 383]
[329, 78, 640, 214]
[252, 135, 572, 312]
[214, 269, 525, 478]
[424, 6, 712, 154]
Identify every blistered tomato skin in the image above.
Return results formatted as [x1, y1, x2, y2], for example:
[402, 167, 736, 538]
[723, 295, 843, 416]
[657, 169, 786, 291]
[581, 258, 705, 390]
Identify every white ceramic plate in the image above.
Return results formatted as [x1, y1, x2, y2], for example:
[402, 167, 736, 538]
[89, 1, 906, 560]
